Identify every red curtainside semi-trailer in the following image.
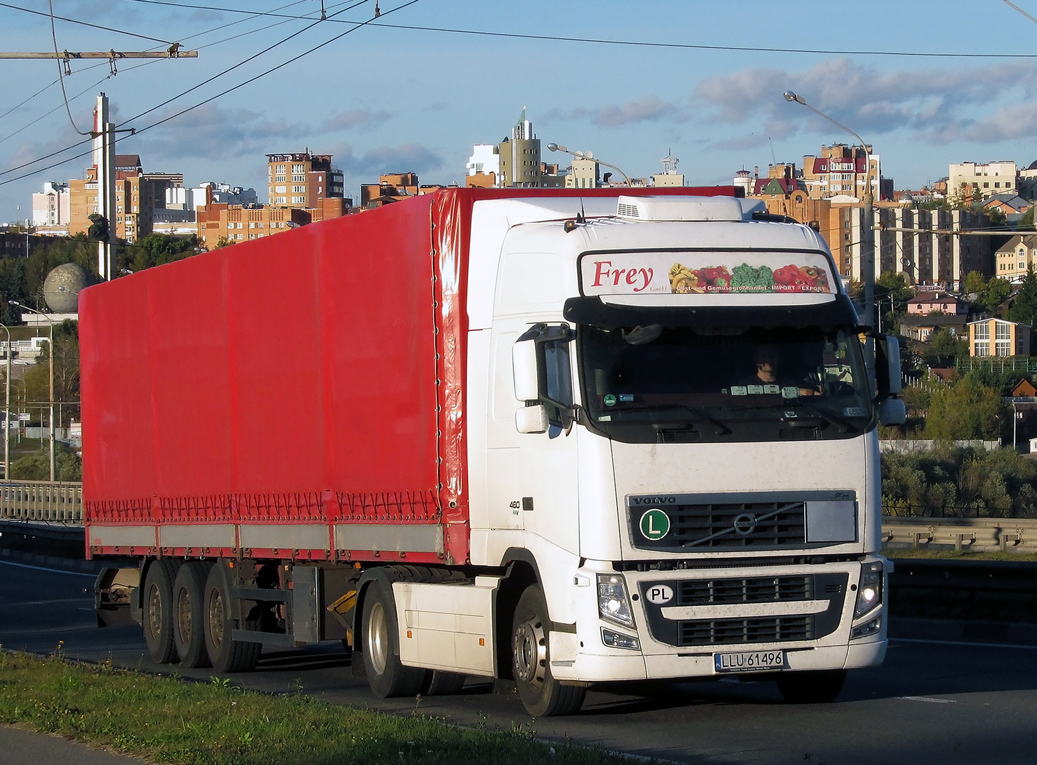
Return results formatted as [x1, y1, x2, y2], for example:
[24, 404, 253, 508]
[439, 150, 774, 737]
[85, 185, 903, 716]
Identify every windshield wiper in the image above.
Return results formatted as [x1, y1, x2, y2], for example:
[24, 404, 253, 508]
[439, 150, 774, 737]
[646, 404, 732, 436]
[781, 400, 856, 433]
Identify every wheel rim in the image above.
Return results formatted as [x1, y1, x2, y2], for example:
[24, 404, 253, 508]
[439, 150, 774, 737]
[513, 616, 547, 686]
[176, 588, 192, 643]
[146, 583, 162, 639]
[366, 600, 389, 676]
[207, 588, 225, 651]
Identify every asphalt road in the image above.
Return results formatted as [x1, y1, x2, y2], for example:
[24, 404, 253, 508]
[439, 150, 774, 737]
[2, 557, 1037, 765]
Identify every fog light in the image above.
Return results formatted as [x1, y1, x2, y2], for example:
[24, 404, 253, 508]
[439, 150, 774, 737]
[851, 616, 882, 639]
[601, 628, 640, 650]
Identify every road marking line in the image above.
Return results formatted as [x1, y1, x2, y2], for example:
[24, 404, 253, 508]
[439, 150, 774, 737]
[891, 637, 1037, 651]
[0, 559, 96, 578]
[897, 696, 957, 704]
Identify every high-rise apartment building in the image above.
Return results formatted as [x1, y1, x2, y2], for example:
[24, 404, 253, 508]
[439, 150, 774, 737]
[801, 144, 885, 201]
[498, 109, 542, 188]
[266, 151, 344, 207]
[948, 161, 1017, 203]
[68, 155, 182, 243]
[31, 182, 70, 228]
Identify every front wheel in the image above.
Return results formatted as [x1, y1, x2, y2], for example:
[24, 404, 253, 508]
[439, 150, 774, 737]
[361, 580, 426, 698]
[776, 669, 847, 704]
[511, 585, 585, 716]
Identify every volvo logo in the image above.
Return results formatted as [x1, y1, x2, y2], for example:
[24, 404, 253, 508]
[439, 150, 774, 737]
[631, 496, 678, 506]
[732, 513, 758, 536]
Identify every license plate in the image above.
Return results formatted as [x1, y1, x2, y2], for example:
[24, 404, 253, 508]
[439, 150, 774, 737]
[714, 650, 786, 673]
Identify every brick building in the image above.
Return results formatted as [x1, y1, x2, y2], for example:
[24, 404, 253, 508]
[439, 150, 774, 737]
[266, 151, 345, 208]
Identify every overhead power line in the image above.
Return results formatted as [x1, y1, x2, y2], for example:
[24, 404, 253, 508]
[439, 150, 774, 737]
[0, 1, 179, 46]
[0, 0, 420, 186]
[118, 0, 1037, 59]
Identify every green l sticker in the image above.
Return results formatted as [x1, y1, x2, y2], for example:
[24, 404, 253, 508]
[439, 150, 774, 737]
[639, 508, 671, 540]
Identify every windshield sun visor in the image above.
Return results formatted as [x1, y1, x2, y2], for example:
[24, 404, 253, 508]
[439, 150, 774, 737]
[563, 293, 861, 331]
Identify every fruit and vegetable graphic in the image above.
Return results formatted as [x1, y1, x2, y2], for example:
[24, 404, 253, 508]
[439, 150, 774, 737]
[668, 261, 830, 293]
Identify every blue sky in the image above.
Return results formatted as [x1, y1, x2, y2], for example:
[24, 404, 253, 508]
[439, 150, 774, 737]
[4, 0, 1037, 223]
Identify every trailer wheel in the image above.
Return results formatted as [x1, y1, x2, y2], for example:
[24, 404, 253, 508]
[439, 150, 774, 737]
[172, 562, 213, 668]
[776, 669, 847, 704]
[511, 585, 585, 716]
[361, 580, 426, 697]
[142, 559, 180, 664]
[203, 562, 261, 673]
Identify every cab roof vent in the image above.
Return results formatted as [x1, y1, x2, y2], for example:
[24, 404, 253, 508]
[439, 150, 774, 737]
[616, 195, 765, 222]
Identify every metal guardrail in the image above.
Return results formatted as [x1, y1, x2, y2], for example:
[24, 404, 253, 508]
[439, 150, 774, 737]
[0, 487, 1032, 554]
[882, 516, 1037, 553]
[0, 480, 82, 523]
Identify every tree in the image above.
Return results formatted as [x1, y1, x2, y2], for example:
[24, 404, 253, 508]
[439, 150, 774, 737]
[1019, 206, 1035, 230]
[21, 320, 79, 432]
[922, 327, 967, 367]
[1006, 265, 1037, 327]
[987, 207, 1007, 227]
[924, 374, 1007, 441]
[977, 276, 1012, 313]
[118, 233, 199, 274]
[963, 270, 987, 297]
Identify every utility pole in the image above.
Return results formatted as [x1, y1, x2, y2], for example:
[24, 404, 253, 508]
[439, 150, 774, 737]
[94, 94, 116, 281]
[0, 49, 197, 62]
[1, 49, 196, 279]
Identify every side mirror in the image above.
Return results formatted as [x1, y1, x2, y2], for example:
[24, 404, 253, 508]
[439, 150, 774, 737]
[874, 335, 903, 398]
[513, 337, 539, 402]
[512, 324, 574, 434]
[878, 398, 906, 426]
[515, 404, 548, 434]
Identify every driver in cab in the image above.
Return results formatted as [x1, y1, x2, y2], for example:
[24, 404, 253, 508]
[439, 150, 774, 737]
[739, 345, 821, 397]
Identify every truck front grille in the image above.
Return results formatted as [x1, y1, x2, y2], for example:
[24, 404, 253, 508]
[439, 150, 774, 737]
[658, 500, 806, 550]
[678, 616, 814, 646]
[678, 575, 812, 605]
[639, 572, 847, 647]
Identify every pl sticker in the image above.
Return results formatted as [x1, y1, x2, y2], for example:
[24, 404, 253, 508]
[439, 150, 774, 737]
[604, 394, 617, 407]
[639, 508, 671, 540]
[645, 584, 674, 605]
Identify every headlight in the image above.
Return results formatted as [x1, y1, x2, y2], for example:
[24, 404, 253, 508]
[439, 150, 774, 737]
[597, 573, 634, 628]
[854, 561, 884, 619]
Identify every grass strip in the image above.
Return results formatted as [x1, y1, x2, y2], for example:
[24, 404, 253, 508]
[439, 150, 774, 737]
[0, 649, 637, 765]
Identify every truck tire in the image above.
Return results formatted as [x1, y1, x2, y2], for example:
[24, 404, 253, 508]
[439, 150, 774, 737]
[511, 585, 586, 716]
[142, 559, 180, 664]
[776, 669, 847, 704]
[172, 561, 213, 668]
[203, 562, 261, 673]
[361, 580, 426, 697]
[422, 671, 467, 696]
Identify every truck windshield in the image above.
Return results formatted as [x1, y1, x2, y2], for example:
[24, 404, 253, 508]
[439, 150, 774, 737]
[577, 323, 873, 444]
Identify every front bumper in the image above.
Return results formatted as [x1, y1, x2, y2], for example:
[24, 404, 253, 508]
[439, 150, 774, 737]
[548, 557, 888, 683]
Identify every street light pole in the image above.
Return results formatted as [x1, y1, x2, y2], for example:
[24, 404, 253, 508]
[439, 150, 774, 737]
[547, 143, 632, 186]
[783, 91, 876, 330]
[12, 302, 54, 481]
[0, 323, 9, 481]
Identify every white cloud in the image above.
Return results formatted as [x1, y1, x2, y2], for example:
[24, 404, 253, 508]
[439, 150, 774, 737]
[558, 96, 686, 128]
[330, 142, 443, 176]
[320, 109, 392, 132]
[694, 57, 1037, 145]
[130, 102, 305, 160]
